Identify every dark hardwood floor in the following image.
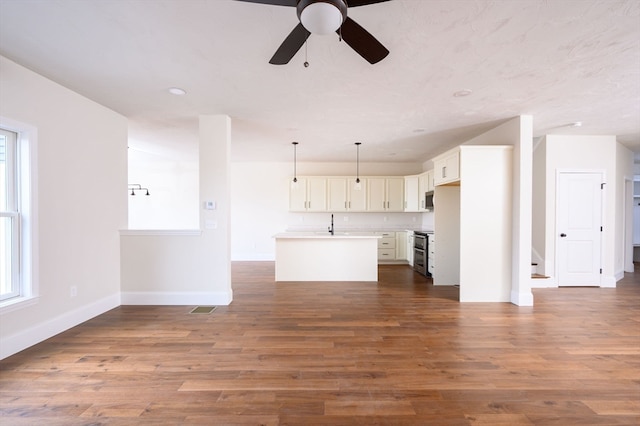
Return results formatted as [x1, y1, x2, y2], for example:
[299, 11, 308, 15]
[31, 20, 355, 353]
[1, 263, 639, 425]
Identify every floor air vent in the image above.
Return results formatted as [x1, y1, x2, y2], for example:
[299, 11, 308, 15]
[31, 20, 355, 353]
[189, 306, 217, 314]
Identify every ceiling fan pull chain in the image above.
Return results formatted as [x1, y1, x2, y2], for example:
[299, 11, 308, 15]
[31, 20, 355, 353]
[304, 40, 309, 68]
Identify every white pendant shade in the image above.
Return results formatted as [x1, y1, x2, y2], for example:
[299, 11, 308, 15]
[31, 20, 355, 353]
[300, 2, 343, 35]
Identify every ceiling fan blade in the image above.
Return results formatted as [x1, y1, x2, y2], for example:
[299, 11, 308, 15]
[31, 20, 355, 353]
[234, 0, 296, 6]
[338, 17, 389, 64]
[270, 23, 311, 65]
[346, 0, 391, 7]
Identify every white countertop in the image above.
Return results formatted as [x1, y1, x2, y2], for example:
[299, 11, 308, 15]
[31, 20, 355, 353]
[274, 232, 381, 239]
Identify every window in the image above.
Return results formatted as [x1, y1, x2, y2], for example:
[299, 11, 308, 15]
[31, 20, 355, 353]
[0, 119, 37, 312]
[0, 128, 20, 301]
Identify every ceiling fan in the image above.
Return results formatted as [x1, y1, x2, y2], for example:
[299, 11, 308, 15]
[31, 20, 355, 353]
[236, 0, 390, 65]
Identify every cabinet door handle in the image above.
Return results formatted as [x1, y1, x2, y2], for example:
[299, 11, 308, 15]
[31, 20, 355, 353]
[442, 166, 447, 178]
[345, 201, 347, 209]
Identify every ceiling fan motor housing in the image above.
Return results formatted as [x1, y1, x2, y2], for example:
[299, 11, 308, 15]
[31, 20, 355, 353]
[297, 0, 348, 35]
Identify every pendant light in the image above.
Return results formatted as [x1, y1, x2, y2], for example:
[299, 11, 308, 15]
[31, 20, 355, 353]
[354, 142, 362, 190]
[291, 142, 299, 187]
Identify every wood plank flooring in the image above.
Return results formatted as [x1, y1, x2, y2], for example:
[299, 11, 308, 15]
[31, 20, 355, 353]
[1, 263, 639, 425]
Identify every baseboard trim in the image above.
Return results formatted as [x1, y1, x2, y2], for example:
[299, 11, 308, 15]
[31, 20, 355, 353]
[601, 275, 617, 288]
[0, 293, 120, 360]
[510, 290, 534, 306]
[120, 291, 233, 306]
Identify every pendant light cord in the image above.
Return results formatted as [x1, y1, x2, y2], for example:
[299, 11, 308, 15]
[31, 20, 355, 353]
[292, 142, 298, 183]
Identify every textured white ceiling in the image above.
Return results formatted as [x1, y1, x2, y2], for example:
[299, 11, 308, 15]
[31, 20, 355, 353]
[1, 0, 639, 163]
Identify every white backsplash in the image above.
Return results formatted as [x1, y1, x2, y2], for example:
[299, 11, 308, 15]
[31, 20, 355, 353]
[286, 211, 434, 232]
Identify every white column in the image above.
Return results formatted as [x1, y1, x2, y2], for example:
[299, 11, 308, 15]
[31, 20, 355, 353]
[510, 115, 534, 306]
[199, 115, 232, 299]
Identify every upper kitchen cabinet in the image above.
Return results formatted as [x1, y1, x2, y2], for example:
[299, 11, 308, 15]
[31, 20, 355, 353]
[327, 178, 367, 212]
[368, 177, 404, 212]
[348, 178, 367, 211]
[404, 175, 420, 212]
[433, 148, 460, 186]
[418, 170, 434, 211]
[289, 177, 327, 212]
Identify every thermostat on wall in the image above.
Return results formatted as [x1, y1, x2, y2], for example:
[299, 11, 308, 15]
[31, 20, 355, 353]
[204, 201, 216, 210]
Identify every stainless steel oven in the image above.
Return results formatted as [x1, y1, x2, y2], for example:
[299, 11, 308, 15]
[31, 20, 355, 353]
[413, 232, 427, 275]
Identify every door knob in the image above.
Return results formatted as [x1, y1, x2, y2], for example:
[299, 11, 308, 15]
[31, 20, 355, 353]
[560, 233, 567, 237]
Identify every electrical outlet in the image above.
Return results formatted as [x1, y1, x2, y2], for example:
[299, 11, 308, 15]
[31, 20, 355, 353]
[343, 216, 349, 222]
[70, 286, 77, 298]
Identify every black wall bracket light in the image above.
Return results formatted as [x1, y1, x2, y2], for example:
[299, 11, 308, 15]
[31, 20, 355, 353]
[128, 183, 150, 196]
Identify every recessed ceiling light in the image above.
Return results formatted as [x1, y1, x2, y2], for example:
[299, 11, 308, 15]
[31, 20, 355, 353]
[453, 89, 472, 97]
[168, 87, 186, 96]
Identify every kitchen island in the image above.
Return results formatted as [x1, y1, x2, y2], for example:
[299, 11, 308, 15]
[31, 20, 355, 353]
[274, 232, 380, 282]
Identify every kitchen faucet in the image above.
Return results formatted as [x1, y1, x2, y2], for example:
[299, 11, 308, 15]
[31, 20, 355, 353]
[328, 214, 334, 235]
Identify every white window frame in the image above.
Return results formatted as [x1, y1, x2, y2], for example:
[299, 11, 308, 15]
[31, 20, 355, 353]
[1, 128, 20, 301]
[0, 117, 39, 313]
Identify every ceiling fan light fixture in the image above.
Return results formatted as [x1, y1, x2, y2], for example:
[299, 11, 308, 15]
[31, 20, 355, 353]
[298, 0, 347, 35]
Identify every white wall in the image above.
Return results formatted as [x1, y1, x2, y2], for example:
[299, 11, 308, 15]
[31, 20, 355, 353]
[128, 148, 198, 229]
[616, 143, 634, 275]
[532, 137, 547, 270]
[230, 161, 429, 261]
[459, 146, 513, 302]
[539, 134, 628, 287]
[129, 156, 428, 261]
[461, 116, 533, 306]
[120, 115, 233, 306]
[0, 56, 127, 359]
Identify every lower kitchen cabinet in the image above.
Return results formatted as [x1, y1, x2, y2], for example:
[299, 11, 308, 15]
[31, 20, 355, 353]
[377, 232, 396, 261]
[374, 231, 412, 263]
[428, 233, 435, 277]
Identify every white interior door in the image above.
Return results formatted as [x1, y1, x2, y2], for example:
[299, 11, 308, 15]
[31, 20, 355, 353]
[557, 172, 603, 286]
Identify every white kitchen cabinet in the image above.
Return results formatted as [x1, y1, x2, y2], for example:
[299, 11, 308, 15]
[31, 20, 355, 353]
[427, 233, 435, 277]
[406, 230, 414, 266]
[327, 178, 367, 212]
[368, 178, 404, 212]
[433, 148, 460, 186]
[396, 231, 407, 260]
[377, 231, 396, 261]
[348, 178, 367, 211]
[289, 177, 327, 212]
[404, 175, 420, 212]
[418, 170, 434, 211]
[327, 178, 348, 212]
